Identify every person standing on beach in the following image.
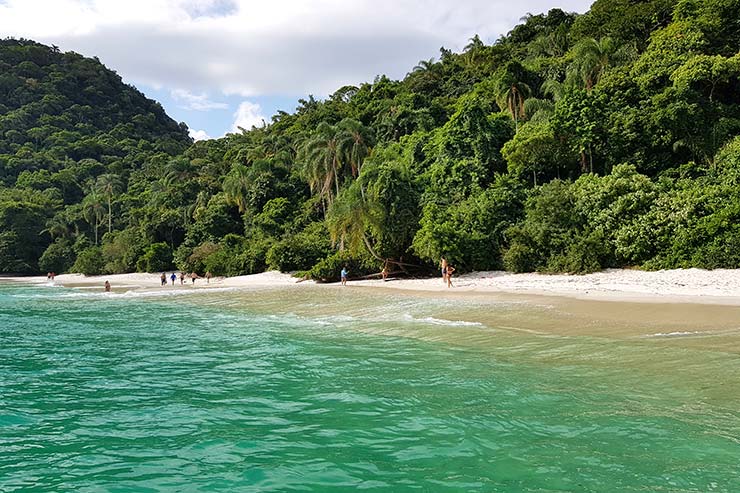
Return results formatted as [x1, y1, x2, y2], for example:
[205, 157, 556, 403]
[191, 272, 198, 284]
[104, 281, 111, 292]
[446, 265, 456, 288]
[381, 263, 389, 282]
[341, 266, 348, 286]
[160, 273, 166, 286]
[170, 272, 176, 286]
[440, 258, 448, 284]
[180, 272, 185, 285]
[205, 271, 212, 284]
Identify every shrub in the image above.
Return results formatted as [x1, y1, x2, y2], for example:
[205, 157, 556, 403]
[136, 242, 173, 272]
[304, 250, 378, 282]
[38, 240, 75, 274]
[72, 246, 105, 276]
[266, 222, 332, 272]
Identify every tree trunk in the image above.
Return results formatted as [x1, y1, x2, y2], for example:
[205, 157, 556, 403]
[107, 195, 112, 235]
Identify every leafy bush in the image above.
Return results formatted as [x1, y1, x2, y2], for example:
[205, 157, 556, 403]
[72, 246, 106, 276]
[38, 240, 75, 274]
[303, 250, 378, 282]
[101, 228, 146, 274]
[136, 242, 173, 272]
[266, 222, 332, 272]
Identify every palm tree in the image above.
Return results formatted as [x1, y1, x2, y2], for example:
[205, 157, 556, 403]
[523, 98, 555, 124]
[412, 58, 436, 74]
[464, 34, 485, 53]
[300, 122, 343, 207]
[222, 163, 251, 213]
[165, 157, 195, 182]
[541, 79, 566, 101]
[95, 173, 122, 236]
[82, 192, 106, 245]
[43, 214, 73, 240]
[337, 119, 374, 178]
[326, 182, 382, 259]
[495, 75, 532, 133]
[528, 26, 570, 59]
[567, 37, 634, 90]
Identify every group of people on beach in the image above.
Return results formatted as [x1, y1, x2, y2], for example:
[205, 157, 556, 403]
[46, 272, 56, 281]
[160, 271, 212, 286]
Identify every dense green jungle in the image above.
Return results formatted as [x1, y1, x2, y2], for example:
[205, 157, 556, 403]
[1, 0, 739, 280]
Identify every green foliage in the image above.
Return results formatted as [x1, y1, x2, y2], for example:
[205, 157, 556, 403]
[414, 174, 525, 270]
[504, 165, 658, 273]
[267, 222, 332, 272]
[72, 246, 106, 276]
[38, 240, 75, 274]
[101, 228, 147, 274]
[0, 190, 54, 273]
[303, 249, 378, 283]
[136, 242, 173, 273]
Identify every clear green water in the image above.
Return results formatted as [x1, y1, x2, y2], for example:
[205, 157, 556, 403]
[1, 282, 739, 492]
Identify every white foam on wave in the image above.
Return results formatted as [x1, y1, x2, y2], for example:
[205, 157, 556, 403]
[12, 286, 244, 301]
[299, 312, 485, 329]
[645, 331, 706, 338]
[401, 314, 484, 327]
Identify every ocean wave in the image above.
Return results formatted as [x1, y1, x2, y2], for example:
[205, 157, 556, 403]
[11, 286, 244, 301]
[645, 331, 707, 338]
[401, 314, 484, 327]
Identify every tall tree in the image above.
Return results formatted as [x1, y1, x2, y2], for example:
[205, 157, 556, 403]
[82, 192, 106, 245]
[300, 122, 344, 208]
[495, 74, 532, 133]
[337, 118, 375, 177]
[567, 36, 634, 90]
[95, 173, 122, 236]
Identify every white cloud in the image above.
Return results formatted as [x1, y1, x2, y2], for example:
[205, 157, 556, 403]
[231, 101, 265, 133]
[188, 128, 211, 141]
[170, 89, 228, 111]
[0, 0, 593, 98]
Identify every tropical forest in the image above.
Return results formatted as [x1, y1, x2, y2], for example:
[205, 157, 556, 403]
[1, 0, 739, 280]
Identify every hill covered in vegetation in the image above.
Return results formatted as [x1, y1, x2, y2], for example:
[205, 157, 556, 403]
[1, 0, 739, 278]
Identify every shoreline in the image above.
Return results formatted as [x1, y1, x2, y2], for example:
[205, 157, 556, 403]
[5, 269, 740, 347]
[4, 267, 740, 306]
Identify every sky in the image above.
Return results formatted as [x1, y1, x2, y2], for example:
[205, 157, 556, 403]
[0, 0, 593, 140]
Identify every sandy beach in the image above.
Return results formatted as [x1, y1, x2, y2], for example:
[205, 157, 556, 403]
[6, 267, 740, 305]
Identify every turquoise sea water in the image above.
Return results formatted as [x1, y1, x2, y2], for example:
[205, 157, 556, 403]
[1, 282, 739, 492]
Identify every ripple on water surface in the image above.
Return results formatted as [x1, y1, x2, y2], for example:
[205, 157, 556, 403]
[0, 283, 739, 492]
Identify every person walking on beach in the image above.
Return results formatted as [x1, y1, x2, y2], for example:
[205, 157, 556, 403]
[170, 272, 176, 286]
[205, 271, 212, 284]
[180, 272, 185, 285]
[341, 266, 348, 286]
[440, 257, 448, 284]
[381, 263, 389, 282]
[446, 265, 456, 288]
[104, 280, 111, 292]
[191, 272, 199, 284]
[160, 273, 166, 286]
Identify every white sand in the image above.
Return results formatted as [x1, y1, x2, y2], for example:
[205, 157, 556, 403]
[349, 268, 740, 304]
[6, 268, 740, 305]
[3, 271, 299, 291]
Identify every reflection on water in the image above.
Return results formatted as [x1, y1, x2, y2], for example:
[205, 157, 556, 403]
[1, 282, 739, 492]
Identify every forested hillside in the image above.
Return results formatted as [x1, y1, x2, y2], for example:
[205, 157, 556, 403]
[1, 0, 739, 278]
